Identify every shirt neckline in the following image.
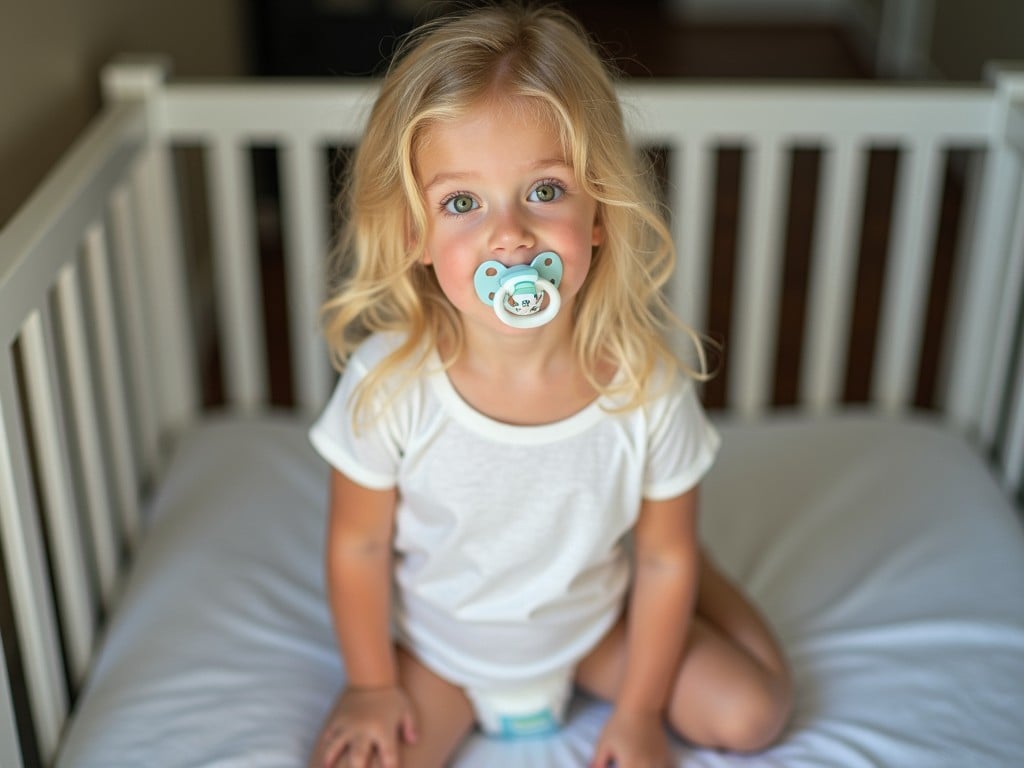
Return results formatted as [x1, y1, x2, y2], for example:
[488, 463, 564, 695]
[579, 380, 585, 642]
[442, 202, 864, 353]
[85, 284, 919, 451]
[426, 347, 612, 445]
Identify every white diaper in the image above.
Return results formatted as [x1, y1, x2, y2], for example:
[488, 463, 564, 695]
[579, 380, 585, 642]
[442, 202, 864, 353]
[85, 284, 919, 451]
[466, 669, 574, 738]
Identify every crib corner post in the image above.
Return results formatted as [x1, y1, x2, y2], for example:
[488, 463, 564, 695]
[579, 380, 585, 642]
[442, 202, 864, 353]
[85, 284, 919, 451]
[988, 64, 1024, 501]
[100, 56, 200, 439]
[941, 63, 1024, 444]
[983, 63, 1024, 156]
[993, 67, 1024, 155]
[100, 55, 174, 103]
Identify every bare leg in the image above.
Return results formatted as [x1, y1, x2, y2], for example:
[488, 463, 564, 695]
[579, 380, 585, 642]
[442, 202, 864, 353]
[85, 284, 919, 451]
[396, 647, 476, 768]
[694, 555, 789, 679]
[576, 552, 791, 752]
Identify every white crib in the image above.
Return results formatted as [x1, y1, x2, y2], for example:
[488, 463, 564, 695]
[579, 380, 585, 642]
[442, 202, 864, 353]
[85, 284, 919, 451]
[1, 58, 1023, 767]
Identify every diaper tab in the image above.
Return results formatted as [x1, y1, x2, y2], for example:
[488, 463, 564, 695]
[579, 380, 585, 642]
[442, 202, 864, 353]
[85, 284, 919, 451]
[495, 709, 561, 739]
[467, 671, 572, 739]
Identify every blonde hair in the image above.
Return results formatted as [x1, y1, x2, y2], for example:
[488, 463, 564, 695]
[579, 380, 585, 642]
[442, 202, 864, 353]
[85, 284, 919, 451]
[322, 2, 707, 420]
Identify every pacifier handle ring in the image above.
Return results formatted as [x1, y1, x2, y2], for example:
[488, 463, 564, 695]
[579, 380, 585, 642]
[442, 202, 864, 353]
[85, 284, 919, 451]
[492, 277, 561, 329]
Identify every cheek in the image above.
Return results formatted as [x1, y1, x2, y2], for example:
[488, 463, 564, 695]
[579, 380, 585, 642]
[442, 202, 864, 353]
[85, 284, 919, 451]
[425, 250, 480, 310]
[431, 262, 461, 295]
[565, 200, 602, 247]
[556, 243, 592, 298]
[568, 255, 593, 295]
[422, 226, 455, 268]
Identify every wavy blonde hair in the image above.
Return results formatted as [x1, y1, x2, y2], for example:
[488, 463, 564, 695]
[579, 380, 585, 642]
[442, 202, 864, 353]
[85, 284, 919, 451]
[321, 2, 707, 421]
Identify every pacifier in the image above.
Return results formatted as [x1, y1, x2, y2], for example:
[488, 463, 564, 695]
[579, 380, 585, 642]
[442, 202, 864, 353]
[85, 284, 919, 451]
[473, 252, 563, 329]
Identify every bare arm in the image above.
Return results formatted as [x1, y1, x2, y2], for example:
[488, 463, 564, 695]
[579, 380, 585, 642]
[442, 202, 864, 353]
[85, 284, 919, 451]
[310, 470, 416, 768]
[326, 469, 399, 687]
[617, 486, 700, 714]
[592, 487, 700, 768]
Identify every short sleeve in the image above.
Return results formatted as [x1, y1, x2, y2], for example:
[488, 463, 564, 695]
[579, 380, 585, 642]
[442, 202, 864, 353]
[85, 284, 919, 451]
[308, 344, 404, 491]
[643, 377, 720, 500]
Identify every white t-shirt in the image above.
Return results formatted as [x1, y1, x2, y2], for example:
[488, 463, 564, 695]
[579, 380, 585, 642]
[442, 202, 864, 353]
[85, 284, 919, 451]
[309, 332, 720, 689]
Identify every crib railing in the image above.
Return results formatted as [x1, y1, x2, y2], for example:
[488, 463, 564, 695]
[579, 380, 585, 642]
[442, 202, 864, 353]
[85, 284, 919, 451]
[621, 83, 996, 416]
[144, 62, 1024, 475]
[0, 58, 1022, 767]
[0, 94, 153, 766]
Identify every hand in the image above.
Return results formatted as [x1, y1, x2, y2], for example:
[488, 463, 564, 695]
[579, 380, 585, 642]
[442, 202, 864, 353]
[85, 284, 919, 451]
[591, 708, 670, 768]
[311, 685, 418, 768]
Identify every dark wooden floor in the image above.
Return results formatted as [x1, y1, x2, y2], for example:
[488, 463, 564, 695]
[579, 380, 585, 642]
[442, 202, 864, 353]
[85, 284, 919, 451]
[568, 6, 873, 79]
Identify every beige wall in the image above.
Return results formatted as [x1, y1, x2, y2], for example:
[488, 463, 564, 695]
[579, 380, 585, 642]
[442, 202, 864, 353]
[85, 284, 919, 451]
[0, 0, 246, 226]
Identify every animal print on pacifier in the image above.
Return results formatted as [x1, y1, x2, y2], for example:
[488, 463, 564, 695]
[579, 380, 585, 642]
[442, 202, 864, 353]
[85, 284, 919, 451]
[472, 251, 563, 329]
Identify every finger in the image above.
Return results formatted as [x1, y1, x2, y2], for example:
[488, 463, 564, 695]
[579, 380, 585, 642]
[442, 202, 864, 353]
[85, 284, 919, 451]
[590, 743, 614, 768]
[373, 728, 402, 768]
[347, 737, 373, 768]
[321, 729, 350, 768]
[400, 709, 418, 744]
[376, 739, 398, 768]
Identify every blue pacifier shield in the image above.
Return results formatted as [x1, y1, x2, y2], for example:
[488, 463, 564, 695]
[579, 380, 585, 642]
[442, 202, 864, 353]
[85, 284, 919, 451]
[473, 252, 563, 328]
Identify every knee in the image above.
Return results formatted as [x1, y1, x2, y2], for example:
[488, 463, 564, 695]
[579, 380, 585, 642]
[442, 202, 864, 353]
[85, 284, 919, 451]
[713, 678, 792, 753]
[672, 675, 792, 753]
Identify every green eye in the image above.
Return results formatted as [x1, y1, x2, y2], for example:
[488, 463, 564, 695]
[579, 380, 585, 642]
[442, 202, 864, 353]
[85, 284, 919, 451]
[445, 194, 477, 214]
[529, 183, 562, 203]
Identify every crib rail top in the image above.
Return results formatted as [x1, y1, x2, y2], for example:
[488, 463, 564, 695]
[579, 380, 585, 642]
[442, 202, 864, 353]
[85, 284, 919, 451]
[3, 58, 1024, 449]
[4, 61, 1024, 420]
[143, 63, 1024, 420]
[156, 75, 1000, 143]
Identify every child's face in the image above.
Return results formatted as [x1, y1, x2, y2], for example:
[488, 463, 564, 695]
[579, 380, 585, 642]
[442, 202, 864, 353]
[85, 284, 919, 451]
[415, 97, 603, 333]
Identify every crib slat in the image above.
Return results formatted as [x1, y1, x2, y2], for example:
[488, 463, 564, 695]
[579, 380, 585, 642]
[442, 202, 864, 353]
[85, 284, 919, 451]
[84, 223, 141, 548]
[132, 144, 199, 430]
[110, 184, 161, 480]
[981, 185, 1024, 449]
[1004, 334, 1024, 496]
[0, 635, 23, 768]
[206, 137, 267, 411]
[0, 348, 68, 763]
[671, 137, 714, 342]
[801, 140, 867, 412]
[730, 140, 789, 416]
[280, 140, 331, 411]
[57, 262, 120, 607]
[994, 189, 1024, 494]
[19, 310, 97, 686]
[944, 146, 1021, 439]
[872, 139, 944, 412]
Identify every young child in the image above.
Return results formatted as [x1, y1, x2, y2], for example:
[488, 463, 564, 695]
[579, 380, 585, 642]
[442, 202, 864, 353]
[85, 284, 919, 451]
[308, 4, 791, 767]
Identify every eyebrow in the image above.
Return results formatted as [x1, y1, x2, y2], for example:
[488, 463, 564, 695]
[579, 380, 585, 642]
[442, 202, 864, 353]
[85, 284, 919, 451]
[422, 158, 571, 193]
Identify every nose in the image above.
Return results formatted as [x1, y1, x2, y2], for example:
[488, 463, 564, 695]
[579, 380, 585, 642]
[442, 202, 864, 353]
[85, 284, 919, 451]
[489, 205, 535, 258]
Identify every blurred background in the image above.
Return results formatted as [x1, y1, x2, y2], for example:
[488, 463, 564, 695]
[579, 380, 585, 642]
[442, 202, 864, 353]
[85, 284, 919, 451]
[4, 0, 1023, 230]
[2, 0, 1023, 411]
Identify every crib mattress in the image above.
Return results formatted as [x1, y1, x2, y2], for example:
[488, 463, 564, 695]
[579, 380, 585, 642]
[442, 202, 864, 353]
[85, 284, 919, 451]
[56, 413, 1024, 767]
